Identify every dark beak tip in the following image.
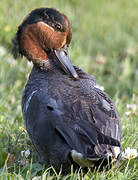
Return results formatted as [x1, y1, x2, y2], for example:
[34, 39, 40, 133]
[73, 73, 79, 79]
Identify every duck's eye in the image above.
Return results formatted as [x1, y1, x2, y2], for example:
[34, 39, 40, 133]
[55, 23, 62, 31]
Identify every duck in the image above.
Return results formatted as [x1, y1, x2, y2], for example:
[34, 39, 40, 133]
[12, 8, 122, 172]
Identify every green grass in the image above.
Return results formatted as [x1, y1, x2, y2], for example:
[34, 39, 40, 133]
[0, 0, 138, 179]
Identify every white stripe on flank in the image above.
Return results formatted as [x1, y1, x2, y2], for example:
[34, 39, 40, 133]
[25, 90, 38, 112]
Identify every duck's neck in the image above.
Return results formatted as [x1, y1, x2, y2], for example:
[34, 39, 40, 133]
[33, 59, 57, 71]
[30, 58, 65, 78]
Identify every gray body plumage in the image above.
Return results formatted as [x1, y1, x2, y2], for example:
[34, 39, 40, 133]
[22, 61, 122, 172]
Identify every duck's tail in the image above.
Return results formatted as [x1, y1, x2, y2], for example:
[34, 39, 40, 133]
[56, 123, 122, 168]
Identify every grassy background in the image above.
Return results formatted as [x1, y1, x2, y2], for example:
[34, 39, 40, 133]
[0, 0, 138, 179]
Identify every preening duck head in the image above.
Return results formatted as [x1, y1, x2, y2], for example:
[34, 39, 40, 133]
[12, 8, 78, 79]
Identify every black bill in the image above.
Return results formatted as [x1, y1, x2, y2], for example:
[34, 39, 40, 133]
[54, 45, 78, 79]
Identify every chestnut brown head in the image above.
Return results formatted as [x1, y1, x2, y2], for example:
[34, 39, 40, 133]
[12, 8, 78, 78]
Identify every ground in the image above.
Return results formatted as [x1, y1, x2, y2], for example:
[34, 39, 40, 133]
[0, 0, 137, 179]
